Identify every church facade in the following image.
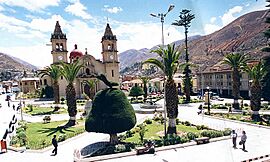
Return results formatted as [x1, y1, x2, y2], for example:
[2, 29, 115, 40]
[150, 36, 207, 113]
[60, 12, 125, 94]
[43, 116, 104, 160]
[40, 21, 120, 98]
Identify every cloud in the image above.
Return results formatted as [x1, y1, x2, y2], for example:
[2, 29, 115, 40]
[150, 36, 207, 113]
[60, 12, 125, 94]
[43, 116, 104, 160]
[103, 5, 123, 14]
[0, 0, 60, 12]
[221, 6, 243, 26]
[0, 5, 4, 11]
[204, 24, 222, 35]
[65, 1, 92, 20]
[210, 17, 216, 23]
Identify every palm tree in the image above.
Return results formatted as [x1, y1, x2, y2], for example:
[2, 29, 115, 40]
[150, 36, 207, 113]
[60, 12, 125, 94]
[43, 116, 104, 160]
[172, 9, 195, 103]
[144, 44, 181, 134]
[244, 61, 267, 121]
[222, 53, 249, 109]
[139, 76, 150, 102]
[38, 64, 61, 104]
[60, 61, 83, 126]
[83, 79, 98, 100]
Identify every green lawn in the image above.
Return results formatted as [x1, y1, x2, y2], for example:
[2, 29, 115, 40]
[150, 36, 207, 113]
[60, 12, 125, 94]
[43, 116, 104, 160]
[25, 120, 85, 149]
[23, 106, 67, 116]
[124, 121, 200, 143]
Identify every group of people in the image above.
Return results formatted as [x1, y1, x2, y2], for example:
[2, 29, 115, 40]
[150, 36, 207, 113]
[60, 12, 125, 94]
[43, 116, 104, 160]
[231, 130, 247, 151]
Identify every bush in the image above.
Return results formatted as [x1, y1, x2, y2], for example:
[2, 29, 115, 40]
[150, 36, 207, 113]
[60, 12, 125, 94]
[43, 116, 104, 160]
[138, 124, 147, 142]
[176, 118, 180, 125]
[58, 134, 67, 142]
[43, 116, 51, 123]
[144, 118, 152, 124]
[201, 130, 223, 138]
[196, 125, 209, 130]
[180, 135, 189, 143]
[161, 134, 181, 146]
[187, 132, 199, 140]
[222, 128, 232, 136]
[184, 121, 191, 126]
[125, 130, 133, 138]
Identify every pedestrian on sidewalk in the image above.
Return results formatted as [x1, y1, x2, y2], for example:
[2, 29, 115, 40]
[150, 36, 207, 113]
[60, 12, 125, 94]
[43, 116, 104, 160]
[231, 130, 237, 148]
[51, 135, 58, 155]
[239, 131, 247, 151]
[197, 104, 203, 115]
[12, 104, 15, 110]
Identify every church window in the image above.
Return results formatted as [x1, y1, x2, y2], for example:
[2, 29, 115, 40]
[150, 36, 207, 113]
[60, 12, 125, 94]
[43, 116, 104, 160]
[56, 43, 60, 51]
[60, 43, 63, 51]
[111, 70, 114, 77]
[108, 44, 112, 50]
[44, 79, 47, 85]
[61, 76, 63, 80]
[86, 68, 90, 75]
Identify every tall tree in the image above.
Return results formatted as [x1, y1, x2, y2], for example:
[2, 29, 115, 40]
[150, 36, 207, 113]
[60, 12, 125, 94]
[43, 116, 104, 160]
[38, 64, 61, 104]
[144, 44, 181, 134]
[262, 0, 270, 102]
[244, 61, 267, 121]
[60, 61, 83, 126]
[85, 74, 136, 144]
[139, 76, 150, 102]
[222, 53, 249, 109]
[172, 9, 195, 103]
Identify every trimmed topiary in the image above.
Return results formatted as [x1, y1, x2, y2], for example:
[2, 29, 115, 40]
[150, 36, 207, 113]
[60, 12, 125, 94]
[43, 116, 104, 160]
[85, 74, 136, 144]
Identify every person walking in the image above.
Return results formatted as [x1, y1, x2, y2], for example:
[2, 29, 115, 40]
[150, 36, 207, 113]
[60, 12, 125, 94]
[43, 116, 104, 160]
[51, 135, 58, 155]
[231, 130, 237, 148]
[240, 131, 247, 151]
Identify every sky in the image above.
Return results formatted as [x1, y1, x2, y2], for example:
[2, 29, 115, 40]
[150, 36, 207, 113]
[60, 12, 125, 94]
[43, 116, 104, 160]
[0, 0, 267, 68]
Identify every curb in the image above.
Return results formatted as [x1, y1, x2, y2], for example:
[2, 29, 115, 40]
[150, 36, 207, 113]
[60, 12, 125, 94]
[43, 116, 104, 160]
[241, 154, 270, 162]
[204, 114, 270, 130]
[76, 135, 231, 162]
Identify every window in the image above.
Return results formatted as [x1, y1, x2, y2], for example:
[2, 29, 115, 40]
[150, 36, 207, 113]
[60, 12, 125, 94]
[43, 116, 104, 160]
[61, 76, 63, 80]
[44, 79, 47, 85]
[112, 70, 114, 77]
[40, 80, 42, 85]
[60, 43, 64, 51]
[56, 43, 60, 50]
[30, 82, 34, 85]
[24, 82, 27, 85]
[86, 68, 90, 75]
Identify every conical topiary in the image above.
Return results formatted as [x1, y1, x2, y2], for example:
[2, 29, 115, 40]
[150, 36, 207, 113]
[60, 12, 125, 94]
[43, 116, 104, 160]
[85, 74, 136, 144]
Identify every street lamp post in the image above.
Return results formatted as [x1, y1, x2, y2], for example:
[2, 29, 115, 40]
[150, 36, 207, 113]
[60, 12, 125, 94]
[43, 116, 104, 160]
[206, 86, 210, 114]
[150, 4, 174, 136]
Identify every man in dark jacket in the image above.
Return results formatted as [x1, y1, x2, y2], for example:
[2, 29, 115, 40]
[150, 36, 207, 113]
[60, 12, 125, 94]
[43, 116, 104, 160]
[52, 135, 58, 155]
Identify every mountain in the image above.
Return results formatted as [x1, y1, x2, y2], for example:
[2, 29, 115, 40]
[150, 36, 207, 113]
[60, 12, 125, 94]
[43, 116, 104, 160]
[187, 10, 269, 70]
[119, 35, 201, 71]
[119, 10, 270, 75]
[0, 52, 38, 71]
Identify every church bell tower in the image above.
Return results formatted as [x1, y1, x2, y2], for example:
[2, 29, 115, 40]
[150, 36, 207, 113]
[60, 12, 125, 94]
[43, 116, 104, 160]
[51, 21, 68, 64]
[101, 23, 119, 83]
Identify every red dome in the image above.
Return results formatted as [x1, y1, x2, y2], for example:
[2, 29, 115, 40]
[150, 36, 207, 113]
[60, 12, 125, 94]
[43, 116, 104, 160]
[69, 44, 83, 59]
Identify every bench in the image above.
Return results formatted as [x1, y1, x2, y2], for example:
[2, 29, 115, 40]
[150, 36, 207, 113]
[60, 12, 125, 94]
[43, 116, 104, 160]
[195, 137, 210, 145]
[135, 143, 155, 155]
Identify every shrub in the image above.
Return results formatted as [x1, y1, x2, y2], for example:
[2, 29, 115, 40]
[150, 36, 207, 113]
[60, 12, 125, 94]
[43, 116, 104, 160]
[184, 121, 191, 126]
[58, 134, 67, 142]
[187, 132, 199, 140]
[144, 118, 152, 124]
[162, 134, 181, 146]
[176, 118, 180, 125]
[201, 130, 223, 138]
[118, 134, 126, 141]
[138, 124, 147, 142]
[196, 125, 209, 130]
[222, 128, 232, 136]
[43, 116, 51, 123]
[125, 130, 133, 138]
